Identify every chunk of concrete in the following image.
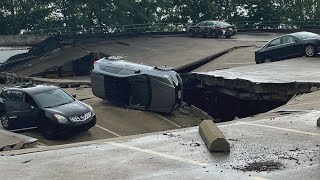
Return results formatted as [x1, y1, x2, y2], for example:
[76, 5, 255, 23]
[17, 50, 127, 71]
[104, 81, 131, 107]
[317, 117, 320, 127]
[199, 120, 230, 152]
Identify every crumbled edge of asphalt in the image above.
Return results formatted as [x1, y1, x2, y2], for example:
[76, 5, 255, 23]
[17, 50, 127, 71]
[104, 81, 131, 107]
[232, 161, 284, 172]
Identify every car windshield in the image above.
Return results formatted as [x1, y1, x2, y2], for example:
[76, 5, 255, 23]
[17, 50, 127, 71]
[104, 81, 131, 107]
[293, 32, 318, 39]
[34, 89, 74, 108]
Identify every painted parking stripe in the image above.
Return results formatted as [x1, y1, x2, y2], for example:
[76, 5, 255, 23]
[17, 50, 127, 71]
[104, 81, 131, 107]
[240, 122, 320, 136]
[251, 177, 269, 180]
[95, 125, 121, 137]
[155, 113, 181, 128]
[108, 142, 210, 166]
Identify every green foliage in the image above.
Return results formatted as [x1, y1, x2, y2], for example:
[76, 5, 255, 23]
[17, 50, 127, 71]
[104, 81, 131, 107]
[0, 0, 319, 34]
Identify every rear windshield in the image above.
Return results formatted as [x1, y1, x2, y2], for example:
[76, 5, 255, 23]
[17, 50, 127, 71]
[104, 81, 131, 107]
[293, 32, 318, 39]
[34, 89, 74, 108]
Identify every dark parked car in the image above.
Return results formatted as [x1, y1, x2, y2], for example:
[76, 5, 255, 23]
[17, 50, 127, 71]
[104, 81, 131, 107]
[0, 84, 96, 139]
[255, 31, 320, 64]
[91, 56, 183, 113]
[187, 20, 237, 38]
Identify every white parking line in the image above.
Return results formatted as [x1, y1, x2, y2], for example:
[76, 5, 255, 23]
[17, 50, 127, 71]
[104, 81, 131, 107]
[240, 122, 320, 136]
[251, 177, 269, 180]
[108, 142, 209, 167]
[95, 125, 121, 137]
[155, 114, 181, 128]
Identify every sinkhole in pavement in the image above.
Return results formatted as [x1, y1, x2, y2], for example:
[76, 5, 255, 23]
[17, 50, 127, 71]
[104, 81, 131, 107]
[181, 74, 301, 122]
[183, 87, 288, 122]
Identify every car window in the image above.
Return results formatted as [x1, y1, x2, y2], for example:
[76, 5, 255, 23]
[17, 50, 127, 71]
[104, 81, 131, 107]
[24, 94, 37, 107]
[268, 38, 281, 47]
[4, 90, 23, 101]
[207, 21, 215, 26]
[282, 36, 297, 44]
[197, 21, 207, 26]
[215, 21, 231, 26]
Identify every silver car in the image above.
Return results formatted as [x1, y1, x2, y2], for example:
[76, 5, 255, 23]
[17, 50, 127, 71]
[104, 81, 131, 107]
[91, 56, 183, 113]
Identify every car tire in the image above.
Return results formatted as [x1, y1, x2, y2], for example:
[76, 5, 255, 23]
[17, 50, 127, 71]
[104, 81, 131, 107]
[210, 31, 218, 38]
[43, 129, 57, 140]
[188, 30, 195, 37]
[39, 124, 57, 140]
[305, 44, 317, 57]
[202, 32, 207, 38]
[225, 34, 231, 39]
[0, 113, 14, 130]
[264, 57, 272, 63]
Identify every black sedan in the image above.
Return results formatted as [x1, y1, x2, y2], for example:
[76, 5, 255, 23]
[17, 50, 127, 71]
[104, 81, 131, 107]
[0, 84, 96, 139]
[255, 31, 320, 64]
[187, 21, 237, 38]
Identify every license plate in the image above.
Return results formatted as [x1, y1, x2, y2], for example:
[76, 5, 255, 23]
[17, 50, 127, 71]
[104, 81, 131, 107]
[178, 91, 182, 99]
[229, 28, 233, 30]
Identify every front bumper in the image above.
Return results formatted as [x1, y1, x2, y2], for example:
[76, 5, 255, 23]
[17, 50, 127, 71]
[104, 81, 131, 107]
[51, 115, 97, 135]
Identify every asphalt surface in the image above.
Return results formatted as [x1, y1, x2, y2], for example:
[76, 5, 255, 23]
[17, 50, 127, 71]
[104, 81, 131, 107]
[194, 46, 258, 72]
[83, 35, 265, 69]
[196, 57, 320, 83]
[0, 107, 319, 179]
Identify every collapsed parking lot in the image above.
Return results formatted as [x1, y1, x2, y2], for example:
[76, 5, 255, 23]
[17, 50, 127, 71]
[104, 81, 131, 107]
[1, 33, 270, 145]
[0, 32, 319, 179]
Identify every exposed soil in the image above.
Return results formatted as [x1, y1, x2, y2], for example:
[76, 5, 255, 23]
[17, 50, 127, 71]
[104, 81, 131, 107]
[232, 161, 284, 172]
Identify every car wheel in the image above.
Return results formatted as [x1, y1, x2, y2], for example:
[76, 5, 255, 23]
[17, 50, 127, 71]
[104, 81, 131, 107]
[305, 45, 316, 57]
[210, 31, 217, 38]
[188, 30, 195, 37]
[225, 34, 231, 38]
[202, 32, 207, 38]
[264, 57, 272, 63]
[39, 125, 57, 140]
[0, 113, 13, 130]
[43, 129, 57, 140]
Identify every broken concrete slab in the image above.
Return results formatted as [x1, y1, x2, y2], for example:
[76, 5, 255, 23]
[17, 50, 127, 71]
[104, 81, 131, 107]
[198, 120, 230, 152]
[0, 72, 90, 88]
[0, 129, 38, 151]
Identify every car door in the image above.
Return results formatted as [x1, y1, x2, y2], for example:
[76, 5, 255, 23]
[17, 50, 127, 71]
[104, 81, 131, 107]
[205, 21, 215, 34]
[281, 35, 303, 58]
[198, 21, 207, 35]
[264, 37, 287, 61]
[3, 90, 38, 129]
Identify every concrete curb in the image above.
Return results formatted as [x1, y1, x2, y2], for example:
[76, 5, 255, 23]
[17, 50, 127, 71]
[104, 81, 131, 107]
[199, 120, 230, 152]
[0, 129, 38, 152]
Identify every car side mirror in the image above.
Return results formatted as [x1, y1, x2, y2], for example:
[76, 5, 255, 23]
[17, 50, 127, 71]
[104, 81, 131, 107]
[72, 94, 77, 98]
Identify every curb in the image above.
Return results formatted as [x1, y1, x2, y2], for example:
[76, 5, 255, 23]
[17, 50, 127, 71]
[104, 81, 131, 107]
[198, 120, 230, 152]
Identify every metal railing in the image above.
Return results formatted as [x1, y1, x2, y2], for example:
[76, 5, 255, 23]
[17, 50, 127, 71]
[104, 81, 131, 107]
[24, 21, 320, 35]
[25, 23, 189, 35]
[231, 21, 320, 30]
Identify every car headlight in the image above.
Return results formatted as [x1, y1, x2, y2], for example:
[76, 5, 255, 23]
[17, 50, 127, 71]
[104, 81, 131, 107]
[54, 114, 68, 124]
[88, 105, 95, 116]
